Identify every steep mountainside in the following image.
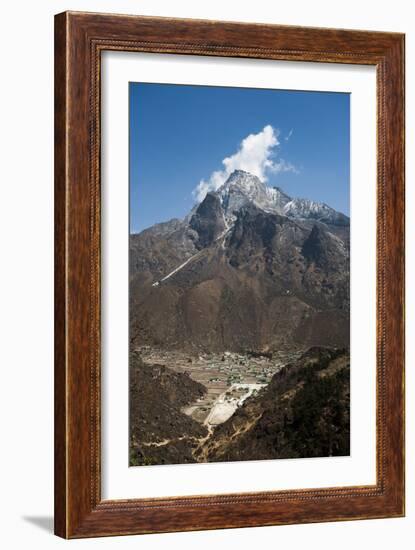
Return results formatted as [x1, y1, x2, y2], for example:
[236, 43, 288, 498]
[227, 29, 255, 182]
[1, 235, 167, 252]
[129, 170, 350, 353]
[129, 351, 207, 465]
[189, 192, 227, 248]
[197, 347, 350, 462]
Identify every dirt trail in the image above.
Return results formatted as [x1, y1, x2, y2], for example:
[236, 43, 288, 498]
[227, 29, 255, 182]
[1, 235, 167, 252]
[141, 421, 216, 450]
[141, 434, 203, 448]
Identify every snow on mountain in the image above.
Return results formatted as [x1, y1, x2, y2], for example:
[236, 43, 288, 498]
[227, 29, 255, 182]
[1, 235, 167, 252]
[214, 169, 348, 226]
[266, 186, 292, 211]
[283, 198, 349, 226]
[216, 170, 271, 221]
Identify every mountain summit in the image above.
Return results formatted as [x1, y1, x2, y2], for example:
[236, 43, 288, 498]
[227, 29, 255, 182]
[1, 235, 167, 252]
[213, 169, 349, 227]
[216, 170, 272, 220]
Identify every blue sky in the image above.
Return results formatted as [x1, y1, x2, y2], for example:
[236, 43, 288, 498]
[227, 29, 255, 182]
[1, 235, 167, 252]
[130, 83, 350, 233]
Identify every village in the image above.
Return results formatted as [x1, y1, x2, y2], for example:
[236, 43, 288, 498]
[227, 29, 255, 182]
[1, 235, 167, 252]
[137, 347, 303, 427]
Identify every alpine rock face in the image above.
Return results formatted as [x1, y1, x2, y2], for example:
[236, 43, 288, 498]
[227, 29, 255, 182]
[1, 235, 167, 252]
[215, 169, 348, 226]
[129, 169, 350, 353]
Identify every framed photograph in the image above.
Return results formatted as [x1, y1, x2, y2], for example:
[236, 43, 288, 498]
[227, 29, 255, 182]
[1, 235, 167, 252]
[54, 11, 405, 538]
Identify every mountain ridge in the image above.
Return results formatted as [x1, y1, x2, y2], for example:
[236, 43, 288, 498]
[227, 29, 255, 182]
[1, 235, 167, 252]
[132, 170, 349, 238]
[216, 170, 349, 226]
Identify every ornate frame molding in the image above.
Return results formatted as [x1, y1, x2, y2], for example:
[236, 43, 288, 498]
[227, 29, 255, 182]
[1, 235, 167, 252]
[55, 11, 405, 538]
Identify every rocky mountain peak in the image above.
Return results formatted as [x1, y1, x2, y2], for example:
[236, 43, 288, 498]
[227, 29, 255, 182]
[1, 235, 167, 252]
[223, 169, 261, 185]
[216, 170, 272, 222]
[210, 170, 349, 228]
[217, 170, 268, 198]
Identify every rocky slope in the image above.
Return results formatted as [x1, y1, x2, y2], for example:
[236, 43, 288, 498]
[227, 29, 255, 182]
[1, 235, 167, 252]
[129, 170, 350, 353]
[196, 347, 350, 462]
[129, 351, 207, 465]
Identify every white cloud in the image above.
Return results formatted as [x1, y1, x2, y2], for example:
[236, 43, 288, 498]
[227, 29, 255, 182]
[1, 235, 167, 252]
[285, 128, 294, 141]
[192, 125, 297, 202]
[269, 158, 299, 175]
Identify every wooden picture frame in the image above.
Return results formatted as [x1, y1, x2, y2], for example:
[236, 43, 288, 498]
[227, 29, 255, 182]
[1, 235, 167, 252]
[54, 11, 405, 538]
